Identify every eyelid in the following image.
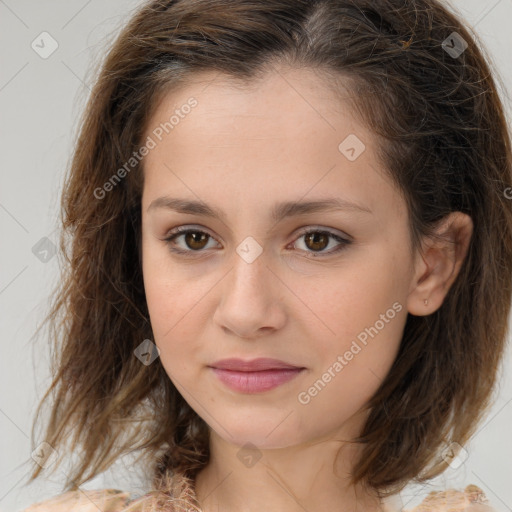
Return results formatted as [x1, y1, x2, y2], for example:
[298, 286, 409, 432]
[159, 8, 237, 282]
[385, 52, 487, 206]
[163, 224, 352, 257]
[165, 224, 220, 243]
[164, 224, 351, 242]
[163, 224, 221, 253]
[293, 224, 352, 242]
[289, 226, 352, 257]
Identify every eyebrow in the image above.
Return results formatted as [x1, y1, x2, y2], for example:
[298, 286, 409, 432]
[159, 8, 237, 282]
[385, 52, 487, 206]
[147, 196, 372, 222]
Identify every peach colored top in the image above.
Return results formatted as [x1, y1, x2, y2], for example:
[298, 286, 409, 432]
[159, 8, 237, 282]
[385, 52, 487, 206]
[21, 474, 497, 512]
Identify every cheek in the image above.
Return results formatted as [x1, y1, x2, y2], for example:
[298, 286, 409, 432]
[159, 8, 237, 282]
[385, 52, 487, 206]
[141, 244, 226, 390]
[142, 247, 198, 370]
[310, 247, 407, 376]
[335, 242, 406, 316]
[142, 233, 408, 386]
[296, 273, 406, 431]
[142, 237, 194, 328]
[144, 281, 201, 389]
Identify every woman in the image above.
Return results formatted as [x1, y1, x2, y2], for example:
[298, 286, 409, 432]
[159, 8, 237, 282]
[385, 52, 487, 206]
[22, 0, 512, 510]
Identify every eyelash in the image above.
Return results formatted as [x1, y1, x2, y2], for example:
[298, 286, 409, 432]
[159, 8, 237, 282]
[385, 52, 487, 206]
[163, 225, 352, 258]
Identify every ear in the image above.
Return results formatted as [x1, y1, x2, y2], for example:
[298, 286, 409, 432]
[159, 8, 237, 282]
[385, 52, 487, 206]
[407, 212, 473, 316]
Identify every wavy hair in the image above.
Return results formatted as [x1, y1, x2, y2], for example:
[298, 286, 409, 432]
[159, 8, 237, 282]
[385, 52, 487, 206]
[28, 0, 512, 499]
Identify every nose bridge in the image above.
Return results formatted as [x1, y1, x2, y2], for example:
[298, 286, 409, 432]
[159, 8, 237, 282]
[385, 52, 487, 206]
[213, 235, 285, 337]
[229, 236, 270, 297]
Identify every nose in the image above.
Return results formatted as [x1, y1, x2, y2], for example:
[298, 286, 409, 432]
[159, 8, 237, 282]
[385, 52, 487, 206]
[213, 246, 287, 340]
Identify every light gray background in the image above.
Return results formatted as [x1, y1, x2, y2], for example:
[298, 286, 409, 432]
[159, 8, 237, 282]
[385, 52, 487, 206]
[1, 1, 511, 511]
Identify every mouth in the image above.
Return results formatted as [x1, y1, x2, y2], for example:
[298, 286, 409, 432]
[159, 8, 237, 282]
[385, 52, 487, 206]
[208, 358, 306, 393]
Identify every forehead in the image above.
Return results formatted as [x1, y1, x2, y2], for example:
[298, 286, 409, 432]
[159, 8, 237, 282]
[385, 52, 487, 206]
[144, 63, 368, 146]
[140, 66, 403, 223]
[148, 66, 356, 135]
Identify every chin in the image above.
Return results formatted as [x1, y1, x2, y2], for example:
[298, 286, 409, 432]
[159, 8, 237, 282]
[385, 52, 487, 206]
[219, 430, 301, 450]
[207, 408, 306, 449]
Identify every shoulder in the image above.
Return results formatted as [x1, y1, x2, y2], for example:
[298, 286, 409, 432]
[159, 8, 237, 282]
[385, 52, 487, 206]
[19, 475, 200, 512]
[403, 485, 498, 512]
[19, 488, 134, 512]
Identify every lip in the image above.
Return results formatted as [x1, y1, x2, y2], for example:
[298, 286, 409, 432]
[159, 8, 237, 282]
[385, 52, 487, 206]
[208, 358, 305, 393]
[209, 357, 303, 371]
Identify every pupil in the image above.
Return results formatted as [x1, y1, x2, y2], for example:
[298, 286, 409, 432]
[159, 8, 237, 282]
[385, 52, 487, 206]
[182, 232, 330, 252]
[306, 232, 328, 251]
[186, 232, 207, 250]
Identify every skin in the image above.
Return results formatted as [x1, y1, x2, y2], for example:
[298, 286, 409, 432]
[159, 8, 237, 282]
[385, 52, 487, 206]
[140, 63, 473, 512]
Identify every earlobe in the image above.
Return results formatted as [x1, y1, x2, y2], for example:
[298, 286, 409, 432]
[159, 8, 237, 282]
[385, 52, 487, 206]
[407, 212, 473, 316]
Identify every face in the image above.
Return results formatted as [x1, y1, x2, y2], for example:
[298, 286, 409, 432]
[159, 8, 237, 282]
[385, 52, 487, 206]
[140, 65, 417, 450]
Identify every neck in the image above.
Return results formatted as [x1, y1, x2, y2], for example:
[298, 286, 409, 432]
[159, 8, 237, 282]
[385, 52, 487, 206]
[194, 431, 385, 512]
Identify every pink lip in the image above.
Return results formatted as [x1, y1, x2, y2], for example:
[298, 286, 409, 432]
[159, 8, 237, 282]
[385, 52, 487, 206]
[210, 357, 302, 371]
[208, 358, 305, 393]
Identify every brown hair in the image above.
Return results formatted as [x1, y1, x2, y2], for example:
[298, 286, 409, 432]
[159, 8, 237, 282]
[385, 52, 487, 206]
[28, 0, 512, 499]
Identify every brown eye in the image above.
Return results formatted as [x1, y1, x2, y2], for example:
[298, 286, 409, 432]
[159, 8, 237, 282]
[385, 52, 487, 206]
[164, 226, 351, 258]
[164, 227, 219, 254]
[293, 228, 351, 257]
[304, 232, 330, 252]
[184, 231, 209, 250]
